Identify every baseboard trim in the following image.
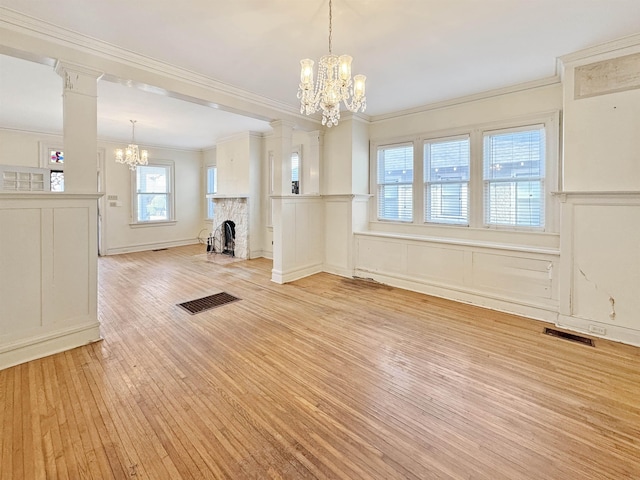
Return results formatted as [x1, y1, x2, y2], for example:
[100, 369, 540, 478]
[105, 238, 199, 255]
[557, 315, 640, 347]
[271, 262, 323, 284]
[354, 268, 558, 324]
[323, 264, 354, 278]
[0, 321, 102, 370]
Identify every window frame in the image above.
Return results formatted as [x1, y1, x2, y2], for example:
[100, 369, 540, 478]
[291, 145, 302, 195]
[130, 159, 176, 227]
[206, 165, 217, 220]
[375, 141, 415, 223]
[370, 111, 559, 233]
[482, 124, 546, 230]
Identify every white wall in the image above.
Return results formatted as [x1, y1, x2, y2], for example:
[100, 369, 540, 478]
[0, 129, 204, 255]
[556, 39, 640, 346]
[101, 140, 203, 255]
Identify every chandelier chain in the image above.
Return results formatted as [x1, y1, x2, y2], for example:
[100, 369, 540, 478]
[328, 0, 332, 54]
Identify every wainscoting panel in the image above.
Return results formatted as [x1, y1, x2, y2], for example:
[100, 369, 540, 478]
[471, 251, 554, 300]
[0, 207, 42, 335]
[557, 193, 640, 346]
[354, 232, 559, 322]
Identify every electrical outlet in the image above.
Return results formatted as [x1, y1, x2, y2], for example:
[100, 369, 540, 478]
[588, 325, 607, 336]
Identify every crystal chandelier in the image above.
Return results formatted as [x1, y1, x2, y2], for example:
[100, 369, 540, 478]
[115, 120, 149, 170]
[298, 0, 366, 127]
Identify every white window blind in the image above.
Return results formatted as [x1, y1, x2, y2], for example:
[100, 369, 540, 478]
[483, 127, 545, 227]
[136, 164, 171, 222]
[377, 144, 413, 221]
[424, 136, 470, 225]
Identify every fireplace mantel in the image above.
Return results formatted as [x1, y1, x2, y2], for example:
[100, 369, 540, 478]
[206, 194, 249, 199]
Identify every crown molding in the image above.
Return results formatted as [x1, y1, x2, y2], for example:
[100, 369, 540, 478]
[370, 75, 561, 123]
[0, 7, 317, 125]
[559, 32, 640, 65]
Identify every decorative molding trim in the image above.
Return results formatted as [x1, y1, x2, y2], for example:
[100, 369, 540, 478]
[0, 7, 314, 122]
[105, 238, 199, 255]
[271, 262, 323, 284]
[559, 32, 640, 65]
[0, 321, 101, 370]
[322, 194, 373, 202]
[573, 52, 640, 99]
[370, 76, 561, 123]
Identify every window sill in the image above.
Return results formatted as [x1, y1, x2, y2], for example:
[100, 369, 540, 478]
[129, 220, 177, 228]
[356, 230, 559, 256]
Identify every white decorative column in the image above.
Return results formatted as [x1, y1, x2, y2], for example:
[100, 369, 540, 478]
[269, 120, 294, 283]
[55, 61, 103, 193]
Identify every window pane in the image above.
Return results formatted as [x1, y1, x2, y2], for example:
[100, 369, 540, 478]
[378, 184, 413, 222]
[207, 167, 217, 194]
[50, 171, 64, 192]
[424, 137, 469, 224]
[137, 166, 168, 193]
[291, 152, 299, 182]
[427, 183, 468, 224]
[484, 129, 544, 180]
[136, 164, 171, 223]
[137, 193, 168, 222]
[484, 180, 543, 226]
[378, 145, 413, 184]
[207, 167, 217, 219]
[291, 151, 300, 194]
[425, 138, 469, 182]
[377, 144, 413, 221]
[50, 150, 64, 164]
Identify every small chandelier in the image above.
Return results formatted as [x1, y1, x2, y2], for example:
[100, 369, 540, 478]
[115, 120, 149, 170]
[298, 0, 366, 127]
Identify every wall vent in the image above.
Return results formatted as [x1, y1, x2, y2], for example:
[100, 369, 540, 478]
[544, 327, 594, 347]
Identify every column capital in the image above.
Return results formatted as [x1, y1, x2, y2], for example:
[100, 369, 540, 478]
[55, 60, 103, 96]
[269, 119, 296, 134]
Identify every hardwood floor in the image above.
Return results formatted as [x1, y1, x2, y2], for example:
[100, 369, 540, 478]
[2, 245, 640, 479]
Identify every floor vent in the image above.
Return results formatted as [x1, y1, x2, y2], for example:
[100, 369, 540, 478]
[544, 327, 594, 346]
[177, 292, 240, 315]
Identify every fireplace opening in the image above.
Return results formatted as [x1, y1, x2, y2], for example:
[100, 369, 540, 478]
[208, 220, 236, 257]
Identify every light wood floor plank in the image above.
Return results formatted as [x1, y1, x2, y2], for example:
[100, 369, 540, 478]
[2, 245, 640, 479]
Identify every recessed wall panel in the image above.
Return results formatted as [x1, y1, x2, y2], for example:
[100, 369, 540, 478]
[52, 207, 89, 322]
[0, 208, 42, 335]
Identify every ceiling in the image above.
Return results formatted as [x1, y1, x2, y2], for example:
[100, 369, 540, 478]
[2, 0, 640, 149]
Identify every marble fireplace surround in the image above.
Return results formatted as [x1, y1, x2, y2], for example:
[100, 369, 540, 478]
[208, 194, 249, 259]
